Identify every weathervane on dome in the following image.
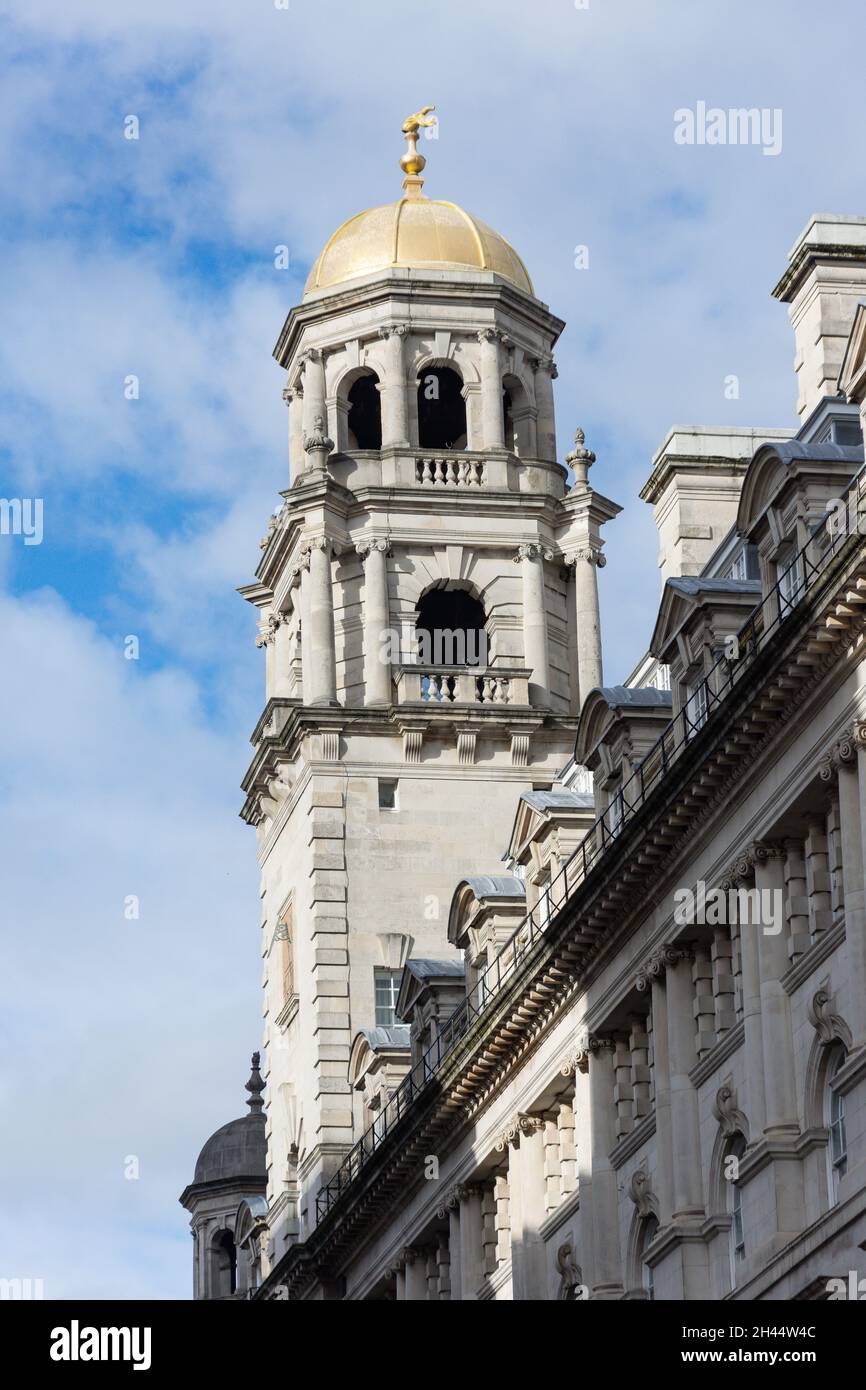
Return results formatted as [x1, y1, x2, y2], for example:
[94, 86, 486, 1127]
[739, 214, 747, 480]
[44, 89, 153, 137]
[400, 106, 436, 199]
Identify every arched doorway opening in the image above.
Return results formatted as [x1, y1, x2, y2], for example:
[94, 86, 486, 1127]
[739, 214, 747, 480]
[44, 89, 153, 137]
[417, 367, 467, 450]
[347, 371, 382, 450]
[415, 587, 487, 669]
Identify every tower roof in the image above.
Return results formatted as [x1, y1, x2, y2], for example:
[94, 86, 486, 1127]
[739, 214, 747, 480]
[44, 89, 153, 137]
[304, 107, 533, 297]
[188, 1053, 267, 1189]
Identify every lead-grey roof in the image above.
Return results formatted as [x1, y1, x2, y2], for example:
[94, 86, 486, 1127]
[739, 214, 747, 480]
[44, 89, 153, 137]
[403, 958, 466, 980]
[193, 1113, 267, 1186]
[667, 577, 762, 597]
[768, 440, 863, 465]
[520, 790, 595, 812]
[590, 685, 673, 709]
[464, 874, 526, 899]
[358, 1025, 410, 1051]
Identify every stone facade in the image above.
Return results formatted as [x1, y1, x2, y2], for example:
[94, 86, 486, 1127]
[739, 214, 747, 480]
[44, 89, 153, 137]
[182, 126, 866, 1301]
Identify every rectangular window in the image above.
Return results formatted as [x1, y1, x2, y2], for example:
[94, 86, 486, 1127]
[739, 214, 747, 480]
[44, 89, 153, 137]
[684, 679, 708, 738]
[777, 550, 804, 615]
[378, 779, 398, 810]
[536, 874, 551, 928]
[374, 967, 402, 1027]
[276, 901, 294, 1008]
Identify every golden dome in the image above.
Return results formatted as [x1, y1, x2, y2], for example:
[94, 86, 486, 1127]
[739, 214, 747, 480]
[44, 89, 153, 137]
[304, 198, 534, 296]
[304, 108, 533, 296]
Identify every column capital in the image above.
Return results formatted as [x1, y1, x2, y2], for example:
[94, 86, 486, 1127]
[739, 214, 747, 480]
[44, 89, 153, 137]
[255, 613, 281, 649]
[355, 537, 392, 561]
[635, 944, 693, 991]
[494, 1111, 544, 1151]
[282, 383, 301, 407]
[530, 353, 558, 379]
[378, 323, 409, 341]
[563, 546, 606, 569]
[477, 326, 504, 345]
[454, 1181, 484, 1203]
[514, 541, 555, 565]
[298, 346, 324, 366]
[825, 721, 866, 772]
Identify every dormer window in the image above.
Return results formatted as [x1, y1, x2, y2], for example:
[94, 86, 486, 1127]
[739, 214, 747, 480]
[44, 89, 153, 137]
[728, 544, 758, 582]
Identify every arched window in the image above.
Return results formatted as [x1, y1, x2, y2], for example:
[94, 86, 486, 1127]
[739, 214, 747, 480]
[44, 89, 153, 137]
[826, 1046, 848, 1204]
[415, 587, 486, 670]
[727, 1134, 747, 1285]
[640, 1215, 659, 1300]
[212, 1229, 237, 1298]
[417, 367, 467, 450]
[347, 372, 382, 450]
[502, 374, 533, 456]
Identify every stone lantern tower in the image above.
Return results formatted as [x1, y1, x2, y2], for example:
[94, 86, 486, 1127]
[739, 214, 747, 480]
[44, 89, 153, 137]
[238, 111, 620, 1263]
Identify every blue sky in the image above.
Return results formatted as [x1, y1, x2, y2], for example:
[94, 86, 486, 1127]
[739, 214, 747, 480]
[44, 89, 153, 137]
[2, 0, 865, 1299]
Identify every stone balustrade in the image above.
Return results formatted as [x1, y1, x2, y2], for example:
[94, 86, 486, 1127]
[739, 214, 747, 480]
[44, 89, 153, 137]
[393, 664, 531, 707]
[415, 455, 487, 486]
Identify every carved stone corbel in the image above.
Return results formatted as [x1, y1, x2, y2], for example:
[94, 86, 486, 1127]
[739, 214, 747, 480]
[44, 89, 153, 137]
[712, 1083, 750, 1141]
[808, 987, 853, 1049]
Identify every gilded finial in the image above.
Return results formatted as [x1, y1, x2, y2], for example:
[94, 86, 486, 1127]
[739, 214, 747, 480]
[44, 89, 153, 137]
[400, 106, 436, 199]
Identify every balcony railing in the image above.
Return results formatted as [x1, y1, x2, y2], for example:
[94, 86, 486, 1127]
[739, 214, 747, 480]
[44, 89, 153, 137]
[315, 463, 866, 1223]
[393, 665, 530, 707]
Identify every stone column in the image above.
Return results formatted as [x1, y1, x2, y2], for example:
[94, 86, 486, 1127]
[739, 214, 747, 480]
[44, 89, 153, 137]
[438, 1192, 461, 1302]
[283, 383, 305, 480]
[531, 355, 558, 461]
[828, 729, 866, 1050]
[402, 1247, 428, 1301]
[501, 1115, 547, 1300]
[301, 539, 337, 706]
[299, 558, 314, 705]
[456, 1183, 485, 1301]
[378, 325, 410, 447]
[301, 349, 326, 438]
[566, 550, 604, 705]
[727, 857, 766, 1134]
[585, 1037, 622, 1298]
[477, 328, 505, 450]
[753, 843, 799, 1138]
[356, 540, 391, 706]
[514, 543, 552, 708]
[646, 974, 673, 1223]
[664, 948, 704, 1220]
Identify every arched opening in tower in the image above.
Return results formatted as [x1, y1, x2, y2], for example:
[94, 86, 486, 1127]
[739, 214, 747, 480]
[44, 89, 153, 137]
[503, 387, 515, 452]
[415, 587, 487, 668]
[212, 1229, 237, 1298]
[347, 372, 382, 450]
[417, 367, 467, 450]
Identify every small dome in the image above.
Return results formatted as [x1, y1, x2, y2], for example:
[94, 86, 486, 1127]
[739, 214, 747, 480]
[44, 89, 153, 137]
[304, 197, 534, 297]
[190, 1051, 267, 1188]
[193, 1113, 266, 1186]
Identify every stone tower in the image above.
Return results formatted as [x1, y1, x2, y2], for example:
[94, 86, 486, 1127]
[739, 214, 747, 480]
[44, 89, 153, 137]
[179, 1055, 267, 1299]
[238, 111, 620, 1264]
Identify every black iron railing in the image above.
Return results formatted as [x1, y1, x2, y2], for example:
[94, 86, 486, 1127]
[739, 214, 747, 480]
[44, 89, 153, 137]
[315, 466, 866, 1222]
